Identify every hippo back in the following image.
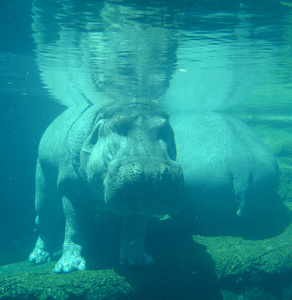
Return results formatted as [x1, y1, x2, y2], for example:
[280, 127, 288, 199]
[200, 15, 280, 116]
[170, 112, 279, 232]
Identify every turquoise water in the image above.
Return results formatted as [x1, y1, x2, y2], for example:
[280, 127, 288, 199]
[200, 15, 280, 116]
[0, 0, 291, 299]
[30, 0, 292, 114]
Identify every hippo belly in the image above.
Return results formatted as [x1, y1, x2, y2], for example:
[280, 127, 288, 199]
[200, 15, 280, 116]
[29, 102, 184, 272]
[171, 112, 279, 234]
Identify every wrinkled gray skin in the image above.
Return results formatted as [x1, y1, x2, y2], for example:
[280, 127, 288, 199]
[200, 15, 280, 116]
[29, 102, 183, 273]
[171, 112, 279, 221]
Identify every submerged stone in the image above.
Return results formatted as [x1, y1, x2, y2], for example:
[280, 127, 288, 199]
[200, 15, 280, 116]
[1, 220, 292, 299]
[0, 262, 134, 300]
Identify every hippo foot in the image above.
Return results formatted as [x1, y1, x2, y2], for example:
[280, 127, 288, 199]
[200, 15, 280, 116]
[29, 236, 51, 264]
[54, 254, 86, 273]
[54, 244, 86, 273]
[120, 250, 154, 267]
[29, 247, 51, 264]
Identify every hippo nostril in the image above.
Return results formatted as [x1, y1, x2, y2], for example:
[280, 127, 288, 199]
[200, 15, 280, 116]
[160, 163, 169, 173]
[130, 162, 143, 174]
[159, 163, 170, 180]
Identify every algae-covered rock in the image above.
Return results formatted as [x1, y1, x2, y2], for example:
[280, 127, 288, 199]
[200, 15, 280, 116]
[193, 222, 292, 282]
[0, 262, 134, 300]
[1, 223, 292, 300]
[1, 218, 292, 300]
[0, 231, 220, 300]
[193, 221, 292, 299]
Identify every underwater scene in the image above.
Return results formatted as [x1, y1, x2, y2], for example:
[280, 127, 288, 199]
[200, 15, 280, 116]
[0, 0, 292, 299]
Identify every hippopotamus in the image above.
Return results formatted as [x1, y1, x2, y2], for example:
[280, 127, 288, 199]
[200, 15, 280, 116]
[170, 112, 279, 234]
[29, 101, 184, 272]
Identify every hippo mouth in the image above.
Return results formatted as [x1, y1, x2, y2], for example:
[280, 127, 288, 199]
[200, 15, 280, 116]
[104, 161, 184, 215]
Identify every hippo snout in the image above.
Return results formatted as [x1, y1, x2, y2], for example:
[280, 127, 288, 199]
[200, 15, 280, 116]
[122, 162, 144, 180]
[129, 162, 143, 173]
[104, 160, 184, 215]
[117, 161, 175, 182]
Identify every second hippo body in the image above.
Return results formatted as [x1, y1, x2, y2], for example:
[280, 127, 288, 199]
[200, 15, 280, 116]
[171, 112, 279, 233]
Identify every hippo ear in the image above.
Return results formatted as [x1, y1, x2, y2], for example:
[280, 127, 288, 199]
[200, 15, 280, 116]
[164, 125, 177, 161]
[82, 120, 103, 154]
[168, 131, 177, 161]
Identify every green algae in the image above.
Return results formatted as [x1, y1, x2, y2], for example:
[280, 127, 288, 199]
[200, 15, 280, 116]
[0, 262, 134, 300]
[0, 230, 220, 300]
[0, 259, 215, 300]
[193, 222, 292, 282]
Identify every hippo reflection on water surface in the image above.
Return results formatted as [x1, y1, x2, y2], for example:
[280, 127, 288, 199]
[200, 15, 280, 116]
[29, 101, 184, 273]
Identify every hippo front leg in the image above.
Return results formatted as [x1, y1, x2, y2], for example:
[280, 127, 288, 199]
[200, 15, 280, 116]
[119, 215, 153, 266]
[54, 196, 86, 273]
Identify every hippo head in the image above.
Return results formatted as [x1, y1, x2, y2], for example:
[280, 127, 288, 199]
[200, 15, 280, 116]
[81, 101, 184, 215]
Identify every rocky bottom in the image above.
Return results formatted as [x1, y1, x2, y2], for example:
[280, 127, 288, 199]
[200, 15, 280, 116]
[0, 219, 292, 300]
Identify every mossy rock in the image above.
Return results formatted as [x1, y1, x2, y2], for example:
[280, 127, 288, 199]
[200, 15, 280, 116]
[193, 221, 292, 299]
[0, 262, 134, 300]
[193, 222, 292, 281]
[0, 240, 220, 300]
[1, 219, 292, 300]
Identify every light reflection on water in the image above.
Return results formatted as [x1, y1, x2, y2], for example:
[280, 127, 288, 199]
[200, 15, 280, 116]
[32, 0, 292, 114]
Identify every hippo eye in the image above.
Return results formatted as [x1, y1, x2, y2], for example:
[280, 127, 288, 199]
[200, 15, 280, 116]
[111, 115, 131, 136]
